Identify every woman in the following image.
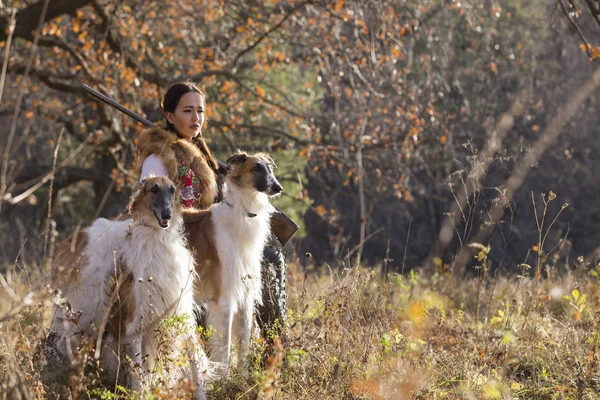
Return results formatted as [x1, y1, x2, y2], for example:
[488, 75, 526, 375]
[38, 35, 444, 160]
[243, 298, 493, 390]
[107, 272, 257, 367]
[137, 81, 287, 330]
[138, 81, 220, 208]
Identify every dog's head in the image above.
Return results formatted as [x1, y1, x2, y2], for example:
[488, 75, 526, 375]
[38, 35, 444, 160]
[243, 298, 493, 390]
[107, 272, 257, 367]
[129, 176, 178, 229]
[226, 151, 283, 196]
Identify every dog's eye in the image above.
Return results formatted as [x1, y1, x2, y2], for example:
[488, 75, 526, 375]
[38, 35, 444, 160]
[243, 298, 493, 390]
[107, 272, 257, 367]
[252, 163, 262, 172]
[150, 185, 160, 193]
[169, 186, 176, 194]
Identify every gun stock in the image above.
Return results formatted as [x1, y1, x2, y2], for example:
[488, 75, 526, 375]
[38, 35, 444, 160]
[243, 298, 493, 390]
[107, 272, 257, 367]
[81, 83, 299, 246]
[270, 207, 299, 247]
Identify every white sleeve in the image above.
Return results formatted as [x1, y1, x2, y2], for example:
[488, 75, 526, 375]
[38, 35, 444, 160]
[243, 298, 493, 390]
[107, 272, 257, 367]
[140, 154, 169, 182]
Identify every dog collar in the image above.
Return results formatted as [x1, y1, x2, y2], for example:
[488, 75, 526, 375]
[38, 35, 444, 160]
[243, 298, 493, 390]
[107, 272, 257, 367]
[224, 201, 257, 218]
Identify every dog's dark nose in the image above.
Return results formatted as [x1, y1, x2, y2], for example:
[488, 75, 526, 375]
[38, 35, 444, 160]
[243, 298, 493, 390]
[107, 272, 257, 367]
[161, 209, 172, 221]
[271, 182, 283, 194]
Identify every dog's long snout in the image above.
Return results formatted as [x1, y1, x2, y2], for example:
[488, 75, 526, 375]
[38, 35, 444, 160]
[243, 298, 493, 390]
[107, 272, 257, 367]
[149, 182, 175, 228]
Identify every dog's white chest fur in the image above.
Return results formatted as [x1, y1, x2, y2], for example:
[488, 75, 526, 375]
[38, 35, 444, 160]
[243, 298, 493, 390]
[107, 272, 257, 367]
[121, 222, 196, 319]
[211, 196, 272, 312]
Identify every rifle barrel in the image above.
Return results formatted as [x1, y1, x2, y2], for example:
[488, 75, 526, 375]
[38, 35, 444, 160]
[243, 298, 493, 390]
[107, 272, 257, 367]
[81, 83, 158, 128]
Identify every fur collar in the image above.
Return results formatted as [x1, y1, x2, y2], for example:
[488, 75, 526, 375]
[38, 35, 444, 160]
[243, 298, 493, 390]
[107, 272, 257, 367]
[137, 127, 218, 209]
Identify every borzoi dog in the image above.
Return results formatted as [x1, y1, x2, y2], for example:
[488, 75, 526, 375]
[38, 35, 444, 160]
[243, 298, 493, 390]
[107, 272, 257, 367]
[184, 151, 282, 369]
[48, 176, 207, 399]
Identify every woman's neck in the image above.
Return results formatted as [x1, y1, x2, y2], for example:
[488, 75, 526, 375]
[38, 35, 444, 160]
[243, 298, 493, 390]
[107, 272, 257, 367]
[167, 126, 194, 141]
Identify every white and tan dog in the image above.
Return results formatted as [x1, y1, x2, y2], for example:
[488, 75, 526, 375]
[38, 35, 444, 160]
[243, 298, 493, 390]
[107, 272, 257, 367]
[184, 151, 282, 368]
[48, 176, 207, 399]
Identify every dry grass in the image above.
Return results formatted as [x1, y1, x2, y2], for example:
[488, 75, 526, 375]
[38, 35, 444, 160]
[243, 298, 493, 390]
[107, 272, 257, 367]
[2, 255, 600, 399]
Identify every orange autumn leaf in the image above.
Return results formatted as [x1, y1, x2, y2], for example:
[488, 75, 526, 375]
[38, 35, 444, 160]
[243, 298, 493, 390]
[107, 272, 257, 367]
[316, 205, 326, 216]
[222, 81, 234, 94]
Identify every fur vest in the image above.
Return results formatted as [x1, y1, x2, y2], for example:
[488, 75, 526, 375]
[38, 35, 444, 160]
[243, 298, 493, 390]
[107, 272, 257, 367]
[137, 127, 219, 209]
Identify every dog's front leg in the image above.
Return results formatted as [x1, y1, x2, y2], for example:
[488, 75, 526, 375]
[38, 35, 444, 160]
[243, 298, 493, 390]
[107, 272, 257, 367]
[187, 342, 207, 400]
[125, 321, 143, 393]
[56, 319, 78, 367]
[236, 302, 254, 371]
[207, 299, 234, 368]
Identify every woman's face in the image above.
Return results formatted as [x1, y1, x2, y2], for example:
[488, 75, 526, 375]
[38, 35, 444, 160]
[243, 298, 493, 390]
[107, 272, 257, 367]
[166, 92, 206, 140]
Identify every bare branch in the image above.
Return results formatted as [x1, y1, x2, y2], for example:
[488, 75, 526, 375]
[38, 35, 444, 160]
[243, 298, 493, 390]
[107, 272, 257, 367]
[42, 128, 64, 263]
[560, 0, 596, 59]
[210, 120, 308, 145]
[0, 8, 16, 103]
[584, 0, 600, 25]
[0, 0, 51, 212]
[92, 0, 167, 85]
[12, 166, 103, 192]
[230, 76, 307, 119]
[231, 0, 314, 67]
[9, 63, 83, 93]
[0, 0, 94, 42]
[4, 132, 94, 206]
[37, 36, 102, 84]
[356, 116, 368, 263]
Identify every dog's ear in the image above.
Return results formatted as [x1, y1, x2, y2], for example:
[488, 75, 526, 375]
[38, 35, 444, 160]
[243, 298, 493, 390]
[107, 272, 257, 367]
[217, 161, 231, 175]
[226, 152, 248, 167]
[264, 155, 277, 169]
[254, 152, 276, 168]
[255, 153, 277, 169]
[139, 174, 156, 190]
[129, 179, 148, 215]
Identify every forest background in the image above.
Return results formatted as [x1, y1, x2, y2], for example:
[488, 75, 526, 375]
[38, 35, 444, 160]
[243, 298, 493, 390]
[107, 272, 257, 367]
[2, 1, 600, 398]
[1, 0, 599, 275]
